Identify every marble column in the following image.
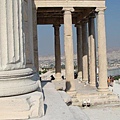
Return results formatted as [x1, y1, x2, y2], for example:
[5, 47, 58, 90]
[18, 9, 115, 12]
[82, 20, 88, 82]
[24, 0, 35, 68]
[0, 0, 40, 96]
[0, 1, 44, 119]
[63, 7, 76, 91]
[32, 2, 39, 72]
[96, 7, 108, 92]
[75, 24, 83, 82]
[53, 24, 61, 80]
[88, 14, 96, 86]
[87, 31, 90, 84]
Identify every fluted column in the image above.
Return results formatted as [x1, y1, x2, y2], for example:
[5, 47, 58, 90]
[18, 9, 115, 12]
[88, 14, 96, 86]
[0, 0, 40, 96]
[96, 7, 108, 92]
[53, 24, 61, 80]
[0, 0, 25, 70]
[63, 7, 76, 91]
[82, 20, 88, 82]
[24, 0, 34, 68]
[75, 24, 83, 81]
[32, 2, 39, 72]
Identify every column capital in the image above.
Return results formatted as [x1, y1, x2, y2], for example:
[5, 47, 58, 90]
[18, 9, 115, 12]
[53, 24, 61, 28]
[75, 23, 81, 28]
[89, 13, 96, 19]
[62, 7, 74, 12]
[95, 7, 106, 14]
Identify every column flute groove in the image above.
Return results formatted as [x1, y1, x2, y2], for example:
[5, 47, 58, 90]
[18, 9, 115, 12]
[0, 0, 40, 96]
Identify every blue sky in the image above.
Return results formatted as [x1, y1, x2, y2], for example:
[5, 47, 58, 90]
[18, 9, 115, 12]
[37, 1, 120, 56]
[106, 0, 120, 49]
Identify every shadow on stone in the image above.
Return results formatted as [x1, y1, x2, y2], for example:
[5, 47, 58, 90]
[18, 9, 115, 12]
[66, 101, 72, 106]
[44, 104, 47, 115]
[42, 81, 50, 88]
[66, 81, 71, 91]
[42, 89, 45, 101]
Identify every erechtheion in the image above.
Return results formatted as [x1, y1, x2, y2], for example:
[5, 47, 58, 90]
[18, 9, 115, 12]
[0, 0, 109, 119]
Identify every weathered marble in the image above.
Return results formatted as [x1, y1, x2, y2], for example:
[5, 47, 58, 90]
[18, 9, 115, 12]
[0, 0, 109, 119]
[63, 7, 76, 92]
[75, 24, 83, 82]
[88, 14, 96, 86]
[0, 91, 44, 119]
[53, 24, 61, 80]
[0, 0, 44, 119]
[96, 7, 109, 92]
[82, 20, 88, 82]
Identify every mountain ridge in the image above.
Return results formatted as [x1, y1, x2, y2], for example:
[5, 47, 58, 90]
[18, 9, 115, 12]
[39, 49, 120, 61]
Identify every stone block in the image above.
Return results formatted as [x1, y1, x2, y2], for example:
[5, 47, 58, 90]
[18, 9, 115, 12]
[58, 91, 72, 105]
[69, 106, 90, 120]
[77, 92, 120, 106]
[0, 91, 44, 120]
[52, 80, 66, 90]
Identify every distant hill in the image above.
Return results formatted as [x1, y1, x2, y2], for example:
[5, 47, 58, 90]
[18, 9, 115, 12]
[39, 49, 120, 61]
[107, 49, 120, 60]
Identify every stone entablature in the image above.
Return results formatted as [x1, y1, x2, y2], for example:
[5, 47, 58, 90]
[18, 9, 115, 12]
[35, 0, 109, 93]
[36, 0, 106, 25]
[35, 0, 105, 8]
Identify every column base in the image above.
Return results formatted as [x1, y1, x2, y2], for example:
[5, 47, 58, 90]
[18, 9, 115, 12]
[82, 79, 88, 83]
[0, 68, 40, 96]
[52, 80, 66, 90]
[0, 91, 44, 119]
[66, 80, 76, 92]
[90, 82, 96, 87]
[55, 76, 62, 81]
[97, 87, 109, 92]
[77, 91, 120, 107]
[66, 91, 77, 98]
[77, 76, 82, 82]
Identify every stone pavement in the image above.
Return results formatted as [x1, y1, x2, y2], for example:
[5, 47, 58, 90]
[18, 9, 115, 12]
[74, 80, 120, 106]
[82, 82, 120, 120]
[30, 80, 120, 120]
[82, 105, 120, 120]
[111, 81, 120, 97]
[37, 72, 120, 120]
[32, 81, 89, 120]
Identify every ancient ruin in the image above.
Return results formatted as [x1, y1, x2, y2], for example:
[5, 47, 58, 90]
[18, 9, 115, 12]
[0, 0, 119, 119]
[35, 0, 108, 92]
